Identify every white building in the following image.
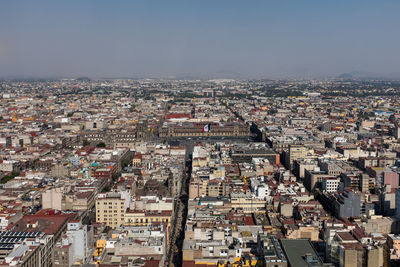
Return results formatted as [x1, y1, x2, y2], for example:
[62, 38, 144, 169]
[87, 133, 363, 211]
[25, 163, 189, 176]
[256, 185, 270, 199]
[57, 220, 88, 265]
[395, 127, 400, 139]
[322, 177, 341, 193]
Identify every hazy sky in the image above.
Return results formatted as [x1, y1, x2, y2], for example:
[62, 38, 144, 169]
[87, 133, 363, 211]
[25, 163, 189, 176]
[1, 0, 399, 78]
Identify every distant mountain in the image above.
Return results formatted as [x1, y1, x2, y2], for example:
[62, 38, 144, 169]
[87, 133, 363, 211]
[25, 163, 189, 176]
[173, 70, 244, 80]
[75, 76, 91, 81]
[337, 71, 400, 80]
[337, 73, 353, 79]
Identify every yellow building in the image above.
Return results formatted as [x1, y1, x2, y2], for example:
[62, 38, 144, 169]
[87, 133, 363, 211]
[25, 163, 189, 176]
[132, 152, 142, 167]
[96, 239, 106, 249]
[96, 192, 126, 229]
[230, 197, 266, 213]
[192, 157, 209, 168]
[124, 210, 172, 226]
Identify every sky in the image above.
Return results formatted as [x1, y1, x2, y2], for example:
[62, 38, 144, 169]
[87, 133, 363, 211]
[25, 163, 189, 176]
[0, 0, 399, 79]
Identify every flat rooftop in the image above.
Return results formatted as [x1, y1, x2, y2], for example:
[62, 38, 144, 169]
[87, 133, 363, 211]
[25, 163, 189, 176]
[280, 239, 323, 267]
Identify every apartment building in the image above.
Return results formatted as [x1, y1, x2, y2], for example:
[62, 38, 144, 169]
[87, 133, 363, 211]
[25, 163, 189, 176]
[96, 193, 126, 229]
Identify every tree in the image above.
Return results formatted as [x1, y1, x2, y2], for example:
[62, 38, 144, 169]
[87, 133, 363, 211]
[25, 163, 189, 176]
[82, 139, 90, 146]
[1, 171, 20, 184]
[96, 142, 106, 148]
[121, 159, 130, 168]
[101, 184, 111, 192]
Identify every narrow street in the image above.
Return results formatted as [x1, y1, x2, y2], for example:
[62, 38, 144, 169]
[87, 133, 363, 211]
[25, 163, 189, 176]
[166, 150, 192, 267]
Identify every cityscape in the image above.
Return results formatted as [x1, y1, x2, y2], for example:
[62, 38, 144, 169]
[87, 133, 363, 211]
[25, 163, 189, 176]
[1, 1, 400, 267]
[0, 79, 399, 267]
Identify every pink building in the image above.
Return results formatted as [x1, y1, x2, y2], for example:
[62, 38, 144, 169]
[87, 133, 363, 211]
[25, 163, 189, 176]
[388, 234, 400, 260]
[384, 171, 399, 188]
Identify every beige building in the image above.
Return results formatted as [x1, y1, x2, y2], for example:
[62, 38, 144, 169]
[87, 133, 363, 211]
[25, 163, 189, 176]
[42, 188, 63, 210]
[359, 216, 395, 234]
[129, 197, 173, 211]
[285, 226, 319, 241]
[207, 181, 230, 198]
[230, 195, 266, 213]
[96, 193, 126, 229]
[189, 179, 230, 199]
[85, 120, 107, 131]
[42, 188, 95, 211]
[189, 179, 207, 199]
[285, 145, 307, 168]
[50, 163, 70, 178]
[388, 234, 400, 260]
[62, 191, 96, 211]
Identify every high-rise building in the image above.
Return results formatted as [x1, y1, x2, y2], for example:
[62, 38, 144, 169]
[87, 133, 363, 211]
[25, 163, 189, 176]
[284, 144, 307, 170]
[96, 192, 126, 229]
[394, 126, 400, 139]
[319, 190, 361, 219]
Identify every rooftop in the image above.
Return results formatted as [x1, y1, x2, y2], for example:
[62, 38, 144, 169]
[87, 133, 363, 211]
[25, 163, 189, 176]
[280, 239, 323, 267]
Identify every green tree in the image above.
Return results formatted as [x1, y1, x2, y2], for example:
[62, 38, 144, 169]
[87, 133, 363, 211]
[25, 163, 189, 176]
[1, 172, 20, 184]
[96, 142, 106, 148]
